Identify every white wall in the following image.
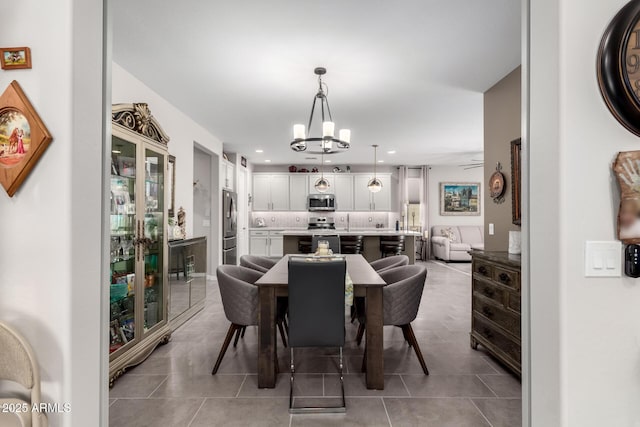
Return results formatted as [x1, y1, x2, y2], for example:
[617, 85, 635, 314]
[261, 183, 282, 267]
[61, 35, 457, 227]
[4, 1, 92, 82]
[530, 0, 640, 425]
[0, 0, 104, 425]
[427, 165, 485, 228]
[111, 62, 224, 241]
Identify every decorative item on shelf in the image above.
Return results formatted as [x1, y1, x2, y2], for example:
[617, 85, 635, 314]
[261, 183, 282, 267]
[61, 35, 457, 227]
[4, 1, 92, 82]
[597, 1, 640, 136]
[0, 80, 53, 197]
[290, 67, 351, 154]
[222, 152, 229, 161]
[311, 167, 318, 173]
[241, 156, 247, 168]
[613, 150, 640, 244]
[177, 206, 186, 239]
[367, 145, 383, 193]
[298, 168, 309, 173]
[511, 138, 522, 225]
[289, 165, 297, 172]
[0, 47, 31, 70]
[489, 162, 506, 204]
[439, 182, 481, 216]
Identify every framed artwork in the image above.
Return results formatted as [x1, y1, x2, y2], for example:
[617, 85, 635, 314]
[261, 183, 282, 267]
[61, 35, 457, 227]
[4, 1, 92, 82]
[0, 47, 32, 70]
[440, 182, 481, 216]
[0, 80, 52, 197]
[168, 155, 176, 218]
[511, 138, 522, 225]
[613, 150, 640, 244]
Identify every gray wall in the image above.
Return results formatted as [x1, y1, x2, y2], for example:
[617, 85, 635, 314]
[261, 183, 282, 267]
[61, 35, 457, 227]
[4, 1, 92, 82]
[483, 66, 521, 251]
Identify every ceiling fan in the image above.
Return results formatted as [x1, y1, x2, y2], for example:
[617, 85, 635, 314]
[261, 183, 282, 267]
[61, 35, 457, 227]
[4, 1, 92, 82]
[460, 159, 484, 170]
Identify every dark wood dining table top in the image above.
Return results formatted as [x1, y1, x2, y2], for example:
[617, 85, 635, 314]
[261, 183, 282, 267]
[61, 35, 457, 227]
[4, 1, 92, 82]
[255, 254, 387, 288]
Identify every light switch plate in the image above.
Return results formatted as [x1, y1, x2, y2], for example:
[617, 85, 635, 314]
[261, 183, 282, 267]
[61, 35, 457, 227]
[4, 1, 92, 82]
[585, 241, 622, 277]
[489, 223, 495, 235]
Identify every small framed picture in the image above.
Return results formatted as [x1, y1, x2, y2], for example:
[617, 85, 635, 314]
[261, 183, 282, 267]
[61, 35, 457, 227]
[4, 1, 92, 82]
[0, 47, 32, 70]
[241, 156, 247, 168]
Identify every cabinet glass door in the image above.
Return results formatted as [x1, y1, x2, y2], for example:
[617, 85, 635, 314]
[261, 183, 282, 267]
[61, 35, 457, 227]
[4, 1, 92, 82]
[109, 137, 137, 354]
[143, 148, 165, 332]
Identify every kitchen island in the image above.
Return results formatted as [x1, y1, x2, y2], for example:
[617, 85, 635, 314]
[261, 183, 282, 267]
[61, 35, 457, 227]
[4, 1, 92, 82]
[281, 229, 421, 263]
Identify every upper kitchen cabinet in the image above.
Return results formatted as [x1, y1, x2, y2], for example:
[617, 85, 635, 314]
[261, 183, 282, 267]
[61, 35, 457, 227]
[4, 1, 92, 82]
[353, 173, 391, 211]
[289, 174, 308, 211]
[252, 174, 290, 211]
[221, 159, 235, 191]
[307, 174, 335, 195]
[333, 174, 354, 211]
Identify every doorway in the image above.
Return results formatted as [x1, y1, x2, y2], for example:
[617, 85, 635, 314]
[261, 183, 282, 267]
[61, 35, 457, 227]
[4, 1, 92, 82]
[193, 145, 215, 275]
[237, 167, 249, 258]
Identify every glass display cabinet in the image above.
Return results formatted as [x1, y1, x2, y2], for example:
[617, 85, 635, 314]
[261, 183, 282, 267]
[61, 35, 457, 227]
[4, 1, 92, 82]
[109, 103, 171, 386]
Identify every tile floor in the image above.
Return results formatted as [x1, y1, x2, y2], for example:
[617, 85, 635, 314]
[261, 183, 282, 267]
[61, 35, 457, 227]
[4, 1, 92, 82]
[109, 260, 522, 426]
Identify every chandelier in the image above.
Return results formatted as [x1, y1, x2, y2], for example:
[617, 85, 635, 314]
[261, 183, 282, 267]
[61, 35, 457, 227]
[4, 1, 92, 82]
[291, 67, 351, 154]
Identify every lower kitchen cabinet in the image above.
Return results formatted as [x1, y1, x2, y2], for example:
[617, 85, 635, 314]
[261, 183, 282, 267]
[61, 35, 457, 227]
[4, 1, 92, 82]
[250, 230, 283, 257]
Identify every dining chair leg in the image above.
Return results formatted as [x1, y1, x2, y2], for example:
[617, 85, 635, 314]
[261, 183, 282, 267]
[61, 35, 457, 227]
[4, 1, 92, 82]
[403, 323, 429, 375]
[212, 323, 238, 375]
[241, 326, 246, 338]
[233, 325, 243, 348]
[350, 305, 357, 323]
[356, 323, 365, 346]
[400, 325, 412, 346]
[361, 345, 366, 373]
[278, 321, 288, 347]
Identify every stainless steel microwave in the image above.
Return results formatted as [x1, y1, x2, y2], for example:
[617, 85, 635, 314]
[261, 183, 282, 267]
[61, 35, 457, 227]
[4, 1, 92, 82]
[307, 194, 337, 211]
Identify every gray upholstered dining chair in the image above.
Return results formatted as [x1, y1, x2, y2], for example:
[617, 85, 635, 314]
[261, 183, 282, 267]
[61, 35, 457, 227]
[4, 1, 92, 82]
[0, 322, 48, 427]
[288, 257, 347, 413]
[240, 255, 279, 273]
[369, 254, 409, 273]
[212, 265, 287, 374]
[311, 235, 341, 253]
[351, 255, 410, 323]
[356, 264, 429, 375]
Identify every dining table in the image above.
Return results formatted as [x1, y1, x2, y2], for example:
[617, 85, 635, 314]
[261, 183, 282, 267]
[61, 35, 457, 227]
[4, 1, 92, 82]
[255, 254, 387, 390]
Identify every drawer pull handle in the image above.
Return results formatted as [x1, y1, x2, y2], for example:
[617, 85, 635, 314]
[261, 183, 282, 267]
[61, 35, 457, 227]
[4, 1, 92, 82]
[483, 288, 495, 298]
[478, 266, 489, 275]
[482, 307, 493, 317]
[498, 273, 510, 283]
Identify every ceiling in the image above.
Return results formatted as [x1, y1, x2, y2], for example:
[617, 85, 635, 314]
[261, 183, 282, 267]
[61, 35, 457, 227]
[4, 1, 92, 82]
[112, 1, 520, 166]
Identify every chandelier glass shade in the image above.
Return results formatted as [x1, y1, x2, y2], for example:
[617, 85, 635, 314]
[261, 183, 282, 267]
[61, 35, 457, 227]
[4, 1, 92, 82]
[291, 67, 351, 154]
[367, 144, 383, 193]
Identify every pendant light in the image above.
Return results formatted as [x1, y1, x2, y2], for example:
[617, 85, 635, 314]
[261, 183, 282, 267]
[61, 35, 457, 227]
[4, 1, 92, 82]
[367, 144, 383, 193]
[314, 146, 330, 192]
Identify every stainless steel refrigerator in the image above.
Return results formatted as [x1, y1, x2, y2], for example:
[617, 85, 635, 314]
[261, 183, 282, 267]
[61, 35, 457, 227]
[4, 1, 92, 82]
[222, 189, 237, 265]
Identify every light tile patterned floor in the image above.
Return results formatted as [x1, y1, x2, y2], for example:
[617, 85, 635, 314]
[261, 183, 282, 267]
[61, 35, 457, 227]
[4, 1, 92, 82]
[109, 261, 521, 426]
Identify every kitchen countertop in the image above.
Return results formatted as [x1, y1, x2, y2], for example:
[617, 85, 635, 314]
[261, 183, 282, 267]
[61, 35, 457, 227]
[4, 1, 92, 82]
[280, 229, 422, 236]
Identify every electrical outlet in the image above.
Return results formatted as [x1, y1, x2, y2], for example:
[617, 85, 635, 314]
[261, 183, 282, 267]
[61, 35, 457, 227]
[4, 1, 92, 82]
[368, 217, 373, 222]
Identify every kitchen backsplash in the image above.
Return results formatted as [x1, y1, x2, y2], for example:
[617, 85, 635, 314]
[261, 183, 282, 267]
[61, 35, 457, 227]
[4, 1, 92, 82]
[251, 211, 391, 229]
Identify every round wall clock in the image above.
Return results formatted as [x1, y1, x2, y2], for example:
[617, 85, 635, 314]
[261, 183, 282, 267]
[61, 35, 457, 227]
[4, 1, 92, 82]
[598, 0, 640, 137]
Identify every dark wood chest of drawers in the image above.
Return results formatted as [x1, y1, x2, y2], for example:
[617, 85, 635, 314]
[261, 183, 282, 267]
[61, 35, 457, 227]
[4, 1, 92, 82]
[470, 251, 521, 377]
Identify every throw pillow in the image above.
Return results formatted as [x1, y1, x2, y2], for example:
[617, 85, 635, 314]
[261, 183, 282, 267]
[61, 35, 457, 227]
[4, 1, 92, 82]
[441, 227, 457, 242]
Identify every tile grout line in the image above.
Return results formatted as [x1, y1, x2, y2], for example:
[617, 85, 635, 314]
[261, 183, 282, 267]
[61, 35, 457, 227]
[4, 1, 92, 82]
[475, 374, 499, 398]
[186, 398, 207, 427]
[381, 397, 393, 427]
[398, 374, 412, 397]
[432, 260, 472, 277]
[469, 397, 495, 427]
[235, 374, 248, 398]
[146, 375, 169, 398]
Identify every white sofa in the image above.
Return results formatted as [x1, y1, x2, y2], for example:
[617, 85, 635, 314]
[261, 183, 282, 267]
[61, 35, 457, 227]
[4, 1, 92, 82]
[431, 225, 484, 262]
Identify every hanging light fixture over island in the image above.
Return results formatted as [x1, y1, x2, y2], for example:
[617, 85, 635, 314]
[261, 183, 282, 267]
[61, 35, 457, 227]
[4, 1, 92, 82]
[367, 144, 383, 193]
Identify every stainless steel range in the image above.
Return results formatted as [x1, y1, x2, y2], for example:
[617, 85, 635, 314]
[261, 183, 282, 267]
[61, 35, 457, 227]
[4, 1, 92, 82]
[307, 217, 335, 230]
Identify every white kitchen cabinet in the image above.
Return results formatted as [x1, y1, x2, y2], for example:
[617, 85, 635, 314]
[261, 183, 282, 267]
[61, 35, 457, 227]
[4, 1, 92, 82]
[307, 174, 335, 194]
[221, 159, 235, 190]
[252, 174, 290, 211]
[250, 230, 283, 256]
[333, 174, 354, 211]
[289, 175, 308, 211]
[353, 173, 392, 211]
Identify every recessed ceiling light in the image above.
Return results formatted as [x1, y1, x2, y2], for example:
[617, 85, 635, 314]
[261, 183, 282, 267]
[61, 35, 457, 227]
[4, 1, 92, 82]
[305, 157, 317, 160]
[378, 160, 385, 163]
[112, 150, 121, 154]
[265, 159, 271, 163]
[255, 149, 264, 153]
[325, 160, 332, 163]
[387, 150, 396, 154]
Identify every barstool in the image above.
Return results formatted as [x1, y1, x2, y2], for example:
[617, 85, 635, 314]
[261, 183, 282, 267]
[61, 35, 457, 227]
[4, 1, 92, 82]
[340, 235, 363, 254]
[380, 235, 405, 257]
